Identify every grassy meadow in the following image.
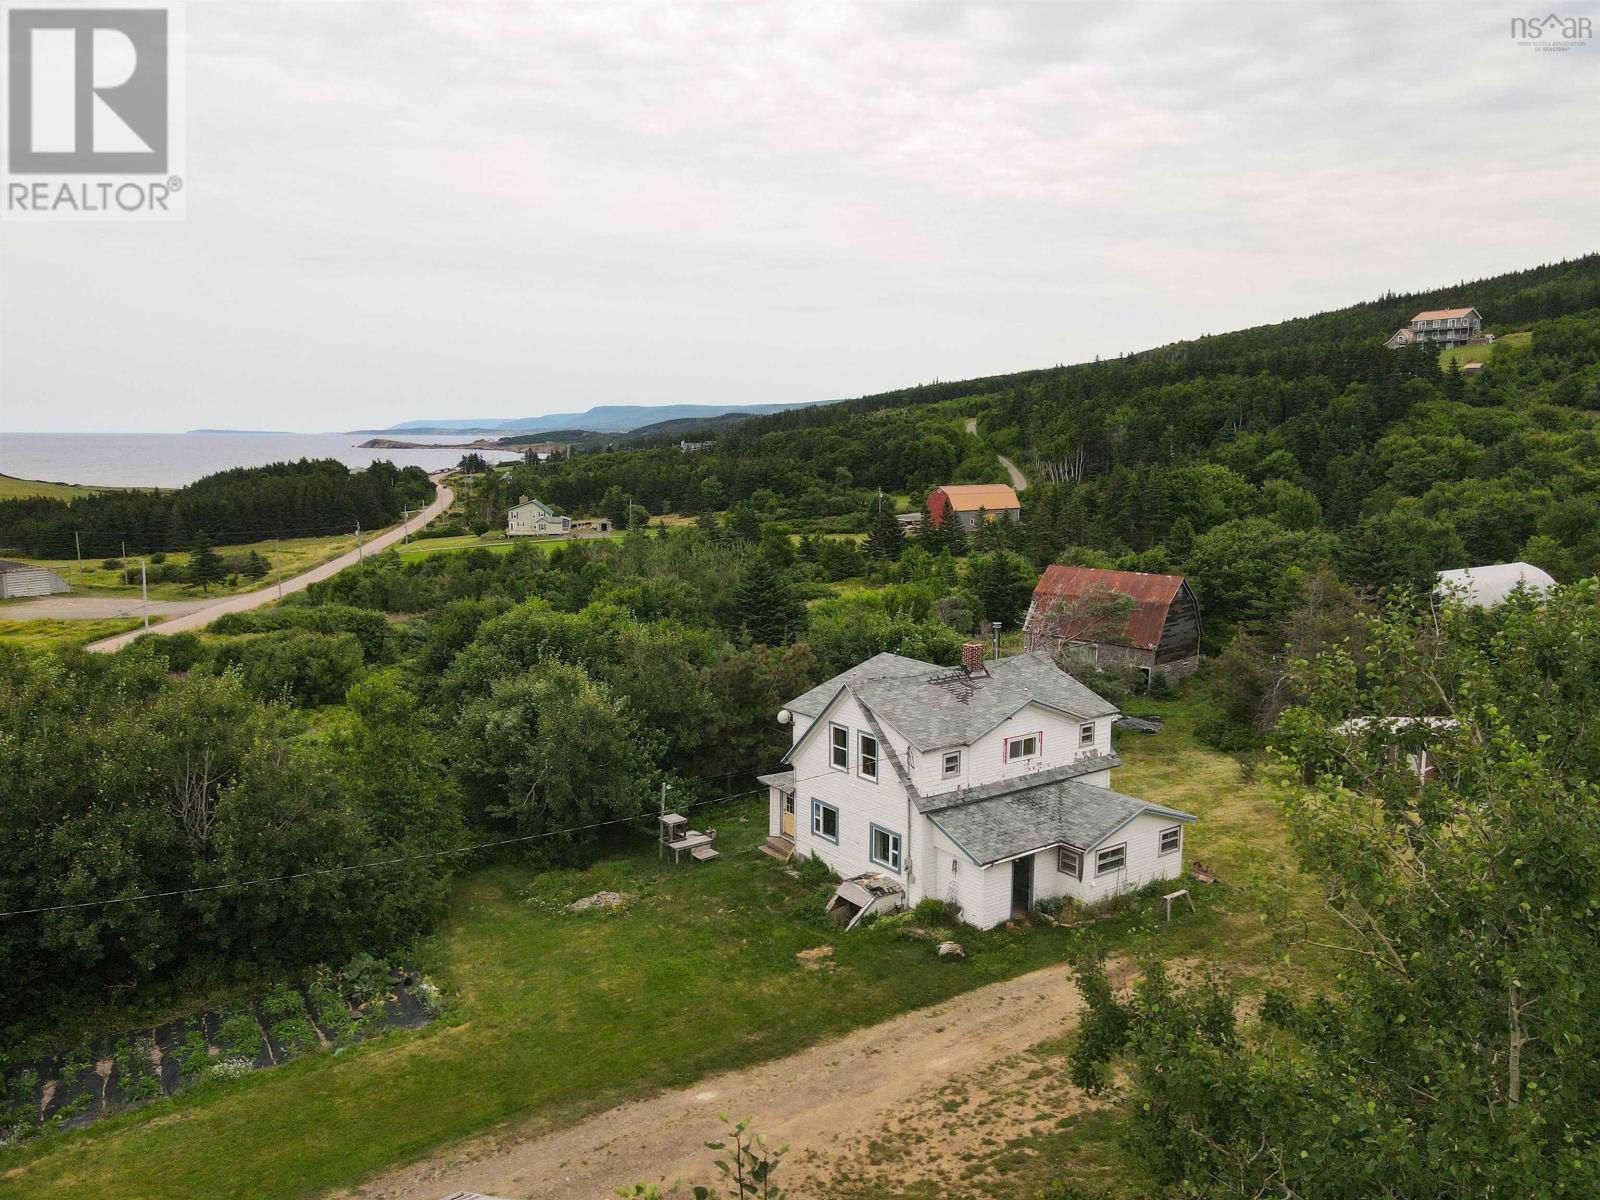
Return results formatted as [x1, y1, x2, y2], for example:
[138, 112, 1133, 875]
[1438, 328, 1531, 368]
[0, 475, 113, 501]
[0, 698, 1324, 1200]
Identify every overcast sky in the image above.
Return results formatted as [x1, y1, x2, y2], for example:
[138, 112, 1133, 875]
[1, 1, 1596, 433]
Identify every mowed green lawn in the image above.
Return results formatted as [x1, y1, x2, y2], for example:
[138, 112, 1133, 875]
[1438, 329, 1530, 369]
[0, 702, 1317, 1200]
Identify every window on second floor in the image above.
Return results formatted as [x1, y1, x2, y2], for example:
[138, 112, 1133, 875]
[812, 800, 839, 843]
[1006, 732, 1039, 762]
[941, 750, 962, 779]
[858, 732, 878, 781]
[1079, 722, 1096, 748]
[829, 724, 849, 771]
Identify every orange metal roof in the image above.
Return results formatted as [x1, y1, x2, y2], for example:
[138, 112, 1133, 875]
[1412, 307, 1477, 321]
[1029, 566, 1188, 652]
[933, 484, 1021, 512]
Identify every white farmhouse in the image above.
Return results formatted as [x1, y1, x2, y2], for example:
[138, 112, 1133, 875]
[506, 496, 570, 537]
[760, 645, 1195, 929]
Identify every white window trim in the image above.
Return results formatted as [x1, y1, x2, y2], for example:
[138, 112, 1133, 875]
[1058, 846, 1082, 879]
[1079, 722, 1096, 748]
[1006, 732, 1040, 761]
[869, 823, 902, 873]
[941, 750, 962, 779]
[1159, 825, 1182, 855]
[812, 800, 840, 843]
[828, 723, 850, 772]
[858, 731, 879, 782]
[1095, 843, 1127, 877]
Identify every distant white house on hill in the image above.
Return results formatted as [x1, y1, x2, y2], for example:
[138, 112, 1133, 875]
[759, 645, 1195, 930]
[506, 496, 570, 537]
[1436, 561, 1555, 608]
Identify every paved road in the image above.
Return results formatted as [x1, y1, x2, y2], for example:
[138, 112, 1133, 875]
[965, 417, 1028, 492]
[86, 475, 455, 653]
[0, 596, 211, 622]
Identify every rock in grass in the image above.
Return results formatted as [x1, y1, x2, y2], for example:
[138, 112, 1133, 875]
[569, 891, 625, 913]
[936, 941, 965, 959]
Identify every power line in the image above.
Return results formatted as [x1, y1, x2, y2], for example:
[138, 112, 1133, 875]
[0, 765, 830, 920]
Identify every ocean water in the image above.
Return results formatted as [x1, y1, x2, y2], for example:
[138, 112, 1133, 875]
[0, 432, 524, 490]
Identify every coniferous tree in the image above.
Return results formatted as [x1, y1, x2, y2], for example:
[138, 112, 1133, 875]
[184, 532, 227, 593]
[730, 555, 805, 645]
[864, 496, 905, 562]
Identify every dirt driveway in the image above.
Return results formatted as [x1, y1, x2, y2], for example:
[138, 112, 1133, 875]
[342, 963, 1095, 1200]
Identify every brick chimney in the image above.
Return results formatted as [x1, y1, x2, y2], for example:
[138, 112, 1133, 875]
[518, 495, 529, 505]
[961, 641, 987, 675]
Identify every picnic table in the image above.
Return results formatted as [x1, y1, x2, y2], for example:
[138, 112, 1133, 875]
[659, 813, 719, 863]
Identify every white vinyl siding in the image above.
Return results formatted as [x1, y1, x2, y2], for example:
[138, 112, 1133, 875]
[786, 692, 912, 888]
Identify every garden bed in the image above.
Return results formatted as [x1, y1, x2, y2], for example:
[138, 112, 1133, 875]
[0, 965, 439, 1144]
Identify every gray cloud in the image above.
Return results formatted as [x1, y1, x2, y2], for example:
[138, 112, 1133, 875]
[2, 1, 1596, 432]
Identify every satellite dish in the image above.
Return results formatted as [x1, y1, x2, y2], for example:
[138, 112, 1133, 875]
[776, 709, 792, 725]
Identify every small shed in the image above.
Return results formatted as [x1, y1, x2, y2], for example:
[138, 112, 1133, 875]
[1436, 562, 1555, 608]
[1023, 566, 1202, 682]
[0, 559, 71, 599]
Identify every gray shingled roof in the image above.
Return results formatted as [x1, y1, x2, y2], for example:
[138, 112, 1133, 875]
[849, 651, 1118, 750]
[927, 775, 1195, 865]
[784, 652, 932, 719]
[918, 753, 1124, 814]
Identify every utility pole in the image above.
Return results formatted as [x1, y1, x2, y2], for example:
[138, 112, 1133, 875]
[140, 559, 149, 631]
[74, 531, 82, 581]
[355, 522, 364, 561]
[402, 506, 411, 545]
[275, 536, 283, 600]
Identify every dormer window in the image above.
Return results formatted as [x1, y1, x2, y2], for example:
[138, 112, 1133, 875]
[1079, 722, 1095, 748]
[1005, 732, 1039, 761]
[941, 750, 962, 779]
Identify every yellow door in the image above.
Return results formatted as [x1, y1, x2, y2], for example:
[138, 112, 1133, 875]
[781, 794, 796, 838]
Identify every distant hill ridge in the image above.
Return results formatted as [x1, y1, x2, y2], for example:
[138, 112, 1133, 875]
[361, 401, 829, 436]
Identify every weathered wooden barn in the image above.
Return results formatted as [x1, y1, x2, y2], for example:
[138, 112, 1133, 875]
[1022, 566, 1202, 682]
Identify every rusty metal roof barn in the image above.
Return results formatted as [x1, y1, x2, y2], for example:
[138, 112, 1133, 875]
[1029, 566, 1193, 652]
